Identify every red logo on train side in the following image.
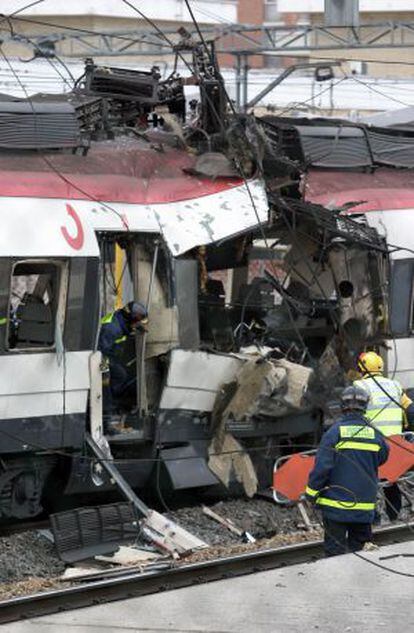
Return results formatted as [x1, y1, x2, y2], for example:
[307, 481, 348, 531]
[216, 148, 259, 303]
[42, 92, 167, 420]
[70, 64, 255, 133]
[60, 203, 84, 250]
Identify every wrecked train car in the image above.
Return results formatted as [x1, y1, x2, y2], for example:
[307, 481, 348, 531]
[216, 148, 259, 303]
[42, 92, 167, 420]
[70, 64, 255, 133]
[0, 141, 389, 522]
[309, 169, 414, 393]
[0, 131, 327, 520]
[0, 59, 390, 522]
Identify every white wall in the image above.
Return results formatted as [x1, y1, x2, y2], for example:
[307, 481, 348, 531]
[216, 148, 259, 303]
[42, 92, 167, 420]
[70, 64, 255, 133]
[1, 0, 237, 23]
[278, 0, 414, 13]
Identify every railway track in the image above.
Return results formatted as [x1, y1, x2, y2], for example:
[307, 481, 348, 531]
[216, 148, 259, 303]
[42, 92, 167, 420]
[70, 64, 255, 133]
[0, 521, 412, 625]
[0, 519, 50, 537]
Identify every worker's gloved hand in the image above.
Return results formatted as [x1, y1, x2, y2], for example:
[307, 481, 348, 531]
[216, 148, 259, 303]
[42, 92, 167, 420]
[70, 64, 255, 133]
[100, 357, 109, 372]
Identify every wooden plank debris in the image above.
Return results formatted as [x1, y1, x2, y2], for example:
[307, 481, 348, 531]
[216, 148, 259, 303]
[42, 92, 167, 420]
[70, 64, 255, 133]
[202, 505, 256, 543]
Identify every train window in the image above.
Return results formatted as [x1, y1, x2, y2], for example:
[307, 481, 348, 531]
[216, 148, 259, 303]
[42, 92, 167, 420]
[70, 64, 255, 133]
[8, 260, 66, 350]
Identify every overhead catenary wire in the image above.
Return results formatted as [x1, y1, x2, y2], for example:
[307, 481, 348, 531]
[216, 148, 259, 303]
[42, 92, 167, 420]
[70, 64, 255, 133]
[342, 70, 412, 108]
[314, 54, 414, 68]
[2, 12, 173, 50]
[14, 32, 75, 89]
[0, 0, 46, 28]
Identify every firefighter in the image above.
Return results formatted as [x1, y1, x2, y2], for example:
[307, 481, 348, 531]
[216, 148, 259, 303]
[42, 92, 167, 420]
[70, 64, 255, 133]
[354, 351, 414, 520]
[306, 385, 389, 557]
[98, 301, 148, 406]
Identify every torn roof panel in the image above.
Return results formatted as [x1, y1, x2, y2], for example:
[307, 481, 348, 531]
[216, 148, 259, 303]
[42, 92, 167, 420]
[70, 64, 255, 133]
[306, 168, 414, 213]
[0, 138, 244, 205]
[0, 137, 269, 257]
[0, 179, 269, 257]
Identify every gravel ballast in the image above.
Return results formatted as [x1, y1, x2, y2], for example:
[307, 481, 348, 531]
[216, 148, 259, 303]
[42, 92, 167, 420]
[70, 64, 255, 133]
[0, 484, 412, 597]
[0, 531, 65, 584]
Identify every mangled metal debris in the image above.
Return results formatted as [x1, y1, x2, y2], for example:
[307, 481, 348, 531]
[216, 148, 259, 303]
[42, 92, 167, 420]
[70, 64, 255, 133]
[51, 495, 207, 563]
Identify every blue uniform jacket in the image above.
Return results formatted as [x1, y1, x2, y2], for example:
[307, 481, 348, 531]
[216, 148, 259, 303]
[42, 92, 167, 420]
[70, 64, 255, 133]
[306, 412, 389, 523]
[98, 310, 130, 360]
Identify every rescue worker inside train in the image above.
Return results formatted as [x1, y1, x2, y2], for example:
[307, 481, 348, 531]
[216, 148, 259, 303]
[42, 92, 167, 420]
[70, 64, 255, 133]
[306, 385, 389, 557]
[98, 301, 148, 411]
[353, 351, 414, 521]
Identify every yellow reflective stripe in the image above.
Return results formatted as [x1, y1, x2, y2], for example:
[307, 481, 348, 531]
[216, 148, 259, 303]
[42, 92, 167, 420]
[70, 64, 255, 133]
[316, 497, 375, 511]
[339, 425, 375, 439]
[366, 408, 402, 423]
[372, 425, 402, 437]
[335, 441, 380, 452]
[115, 335, 127, 344]
[101, 312, 114, 325]
[305, 486, 318, 497]
[0, 317, 6, 325]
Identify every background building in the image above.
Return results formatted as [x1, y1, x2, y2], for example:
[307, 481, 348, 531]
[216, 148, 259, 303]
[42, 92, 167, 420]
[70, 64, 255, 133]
[277, 0, 414, 77]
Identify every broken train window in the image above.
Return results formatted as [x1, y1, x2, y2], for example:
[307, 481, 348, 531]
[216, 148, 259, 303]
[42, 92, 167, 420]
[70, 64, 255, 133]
[8, 260, 66, 350]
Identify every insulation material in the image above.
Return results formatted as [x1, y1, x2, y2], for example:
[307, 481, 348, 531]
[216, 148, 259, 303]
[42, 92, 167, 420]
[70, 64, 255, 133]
[221, 358, 313, 422]
[208, 433, 258, 499]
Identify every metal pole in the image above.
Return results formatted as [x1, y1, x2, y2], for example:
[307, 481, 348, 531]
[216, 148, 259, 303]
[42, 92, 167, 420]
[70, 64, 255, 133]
[235, 54, 242, 111]
[241, 55, 249, 112]
[246, 61, 341, 110]
[137, 242, 159, 415]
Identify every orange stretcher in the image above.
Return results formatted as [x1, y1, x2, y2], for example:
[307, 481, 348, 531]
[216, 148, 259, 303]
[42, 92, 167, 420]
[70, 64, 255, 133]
[272, 433, 414, 504]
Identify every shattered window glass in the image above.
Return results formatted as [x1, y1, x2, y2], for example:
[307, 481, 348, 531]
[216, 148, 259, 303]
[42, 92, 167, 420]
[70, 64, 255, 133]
[8, 261, 62, 350]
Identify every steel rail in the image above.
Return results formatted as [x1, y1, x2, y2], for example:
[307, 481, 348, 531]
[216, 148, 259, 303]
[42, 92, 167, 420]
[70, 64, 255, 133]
[0, 522, 412, 625]
[0, 519, 50, 537]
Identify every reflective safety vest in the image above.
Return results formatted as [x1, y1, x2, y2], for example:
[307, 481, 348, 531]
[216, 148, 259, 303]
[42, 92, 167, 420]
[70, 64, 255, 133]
[100, 312, 127, 345]
[306, 413, 389, 523]
[353, 376, 403, 437]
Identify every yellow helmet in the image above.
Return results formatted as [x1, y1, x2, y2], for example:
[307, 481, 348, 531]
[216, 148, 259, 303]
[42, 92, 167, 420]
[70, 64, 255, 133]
[358, 351, 383, 374]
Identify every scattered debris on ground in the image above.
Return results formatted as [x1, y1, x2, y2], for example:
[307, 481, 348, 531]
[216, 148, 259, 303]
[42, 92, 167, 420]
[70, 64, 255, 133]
[168, 498, 305, 546]
[0, 489, 412, 600]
